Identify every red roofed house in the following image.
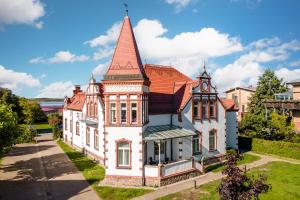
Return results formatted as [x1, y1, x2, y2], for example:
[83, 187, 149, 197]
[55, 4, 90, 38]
[63, 14, 238, 187]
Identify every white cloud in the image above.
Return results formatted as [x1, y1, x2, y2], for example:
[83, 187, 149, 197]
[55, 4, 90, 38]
[49, 51, 89, 63]
[0, 65, 40, 91]
[275, 68, 300, 83]
[212, 37, 300, 92]
[289, 60, 300, 67]
[92, 62, 109, 77]
[0, 0, 45, 28]
[29, 56, 45, 64]
[36, 81, 74, 98]
[164, 0, 192, 12]
[93, 47, 114, 61]
[29, 51, 90, 64]
[85, 21, 122, 48]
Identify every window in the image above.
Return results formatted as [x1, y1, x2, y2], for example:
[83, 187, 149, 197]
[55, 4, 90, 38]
[117, 142, 130, 167]
[232, 94, 238, 106]
[209, 130, 216, 151]
[154, 142, 165, 155]
[131, 103, 137, 123]
[90, 103, 94, 117]
[193, 101, 198, 118]
[193, 135, 200, 155]
[65, 118, 68, 130]
[87, 103, 90, 116]
[210, 100, 215, 118]
[94, 129, 99, 150]
[70, 120, 73, 133]
[76, 122, 80, 135]
[202, 100, 207, 119]
[120, 103, 127, 123]
[86, 127, 90, 146]
[94, 103, 98, 118]
[110, 103, 116, 123]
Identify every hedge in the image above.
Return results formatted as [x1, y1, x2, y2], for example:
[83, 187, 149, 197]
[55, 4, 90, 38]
[239, 135, 300, 160]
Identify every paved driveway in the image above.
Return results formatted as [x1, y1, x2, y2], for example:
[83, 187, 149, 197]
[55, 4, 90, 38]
[0, 133, 99, 200]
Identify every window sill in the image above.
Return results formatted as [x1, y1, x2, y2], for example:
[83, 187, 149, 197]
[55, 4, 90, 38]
[116, 166, 131, 169]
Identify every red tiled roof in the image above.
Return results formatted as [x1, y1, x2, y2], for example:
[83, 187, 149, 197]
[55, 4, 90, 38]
[145, 64, 192, 114]
[67, 92, 86, 111]
[105, 16, 146, 78]
[220, 98, 239, 111]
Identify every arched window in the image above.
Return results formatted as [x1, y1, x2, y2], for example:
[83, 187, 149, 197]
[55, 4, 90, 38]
[209, 130, 217, 151]
[116, 141, 131, 168]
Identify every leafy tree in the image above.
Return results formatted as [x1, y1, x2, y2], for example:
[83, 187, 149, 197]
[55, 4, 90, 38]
[48, 112, 62, 127]
[19, 98, 47, 124]
[248, 69, 287, 115]
[0, 103, 20, 151]
[218, 153, 271, 200]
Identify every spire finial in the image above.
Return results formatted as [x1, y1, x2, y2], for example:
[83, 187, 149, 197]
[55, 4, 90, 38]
[124, 3, 128, 16]
[203, 60, 206, 71]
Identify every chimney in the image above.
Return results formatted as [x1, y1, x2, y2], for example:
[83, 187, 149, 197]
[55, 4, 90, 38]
[73, 85, 82, 95]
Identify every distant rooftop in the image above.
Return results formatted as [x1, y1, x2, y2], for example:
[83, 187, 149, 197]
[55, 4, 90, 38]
[225, 86, 256, 93]
[287, 78, 300, 85]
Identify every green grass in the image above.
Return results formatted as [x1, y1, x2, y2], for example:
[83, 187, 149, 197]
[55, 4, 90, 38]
[158, 161, 300, 200]
[20, 123, 52, 130]
[57, 140, 151, 200]
[205, 153, 261, 173]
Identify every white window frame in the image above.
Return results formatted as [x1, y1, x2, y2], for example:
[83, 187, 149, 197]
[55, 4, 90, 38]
[110, 102, 116, 123]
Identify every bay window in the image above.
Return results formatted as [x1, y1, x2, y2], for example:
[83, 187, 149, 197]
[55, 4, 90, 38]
[117, 141, 130, 167]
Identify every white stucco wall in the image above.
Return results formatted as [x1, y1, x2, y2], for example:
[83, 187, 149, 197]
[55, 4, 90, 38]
[172, 98, 227, 158]
[105, 126, 143, 176]
[147, 114, 171, 127]
[226, 111, 238, 149]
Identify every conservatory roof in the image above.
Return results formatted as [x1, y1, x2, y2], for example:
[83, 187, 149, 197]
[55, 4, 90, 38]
[143, 125, 196, 141]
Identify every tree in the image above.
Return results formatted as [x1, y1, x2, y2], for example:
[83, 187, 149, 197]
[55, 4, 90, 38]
[0, 103, 20, 151]
[248, 69, 287, 115]
[48, 113, 62, 127]
[218, 153, 271, 200]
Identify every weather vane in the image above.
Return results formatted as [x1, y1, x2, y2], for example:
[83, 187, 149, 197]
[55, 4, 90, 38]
[124, 3, 128, 16]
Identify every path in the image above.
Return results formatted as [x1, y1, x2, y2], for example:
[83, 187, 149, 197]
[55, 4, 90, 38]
[133, 152, 300, 200]
[0, 133, 100, 200]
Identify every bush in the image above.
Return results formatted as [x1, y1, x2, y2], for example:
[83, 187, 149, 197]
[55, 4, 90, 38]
[17, 126, 37, 143]
[252, 138, 300, 160]
[53, 126, 63, 140]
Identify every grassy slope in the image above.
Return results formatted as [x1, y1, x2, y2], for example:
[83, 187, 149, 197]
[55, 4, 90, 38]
[205, 153, 261, 173]
[20, 123, 52, 130]
[158, 161, 300, 200]
[57, 140, 151, 200]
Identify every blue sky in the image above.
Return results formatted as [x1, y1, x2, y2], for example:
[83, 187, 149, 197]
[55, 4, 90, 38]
[0, 0, 300, 98]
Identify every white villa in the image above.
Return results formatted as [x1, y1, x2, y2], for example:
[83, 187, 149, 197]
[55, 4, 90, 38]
[63, 14, 238, 186]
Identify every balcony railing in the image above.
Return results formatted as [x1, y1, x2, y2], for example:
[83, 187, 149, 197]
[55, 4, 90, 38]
[77, 113, 98, 124]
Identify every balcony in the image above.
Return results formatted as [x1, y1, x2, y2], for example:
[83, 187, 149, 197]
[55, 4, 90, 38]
[77, 113, 98, 125]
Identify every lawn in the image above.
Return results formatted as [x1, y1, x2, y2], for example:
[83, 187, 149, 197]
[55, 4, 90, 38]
[57, 140, 151, 200]
[32, 123, 52, 130]
[158, 161, 300, 200]
[205, 153, 261, 172]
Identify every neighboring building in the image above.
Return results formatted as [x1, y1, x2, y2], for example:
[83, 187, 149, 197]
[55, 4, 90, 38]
[225, 86, 255, 122]
[264, 78, 300, 132]
[63, 14, 238, 187]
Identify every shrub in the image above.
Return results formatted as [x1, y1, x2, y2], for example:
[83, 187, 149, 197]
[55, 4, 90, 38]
[252, 138, 300, 160]
[17, 126, 37, 143]
[53, 126, 63, 140]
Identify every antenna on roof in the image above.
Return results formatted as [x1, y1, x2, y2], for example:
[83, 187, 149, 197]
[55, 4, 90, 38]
[124, 3, 129, 16]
